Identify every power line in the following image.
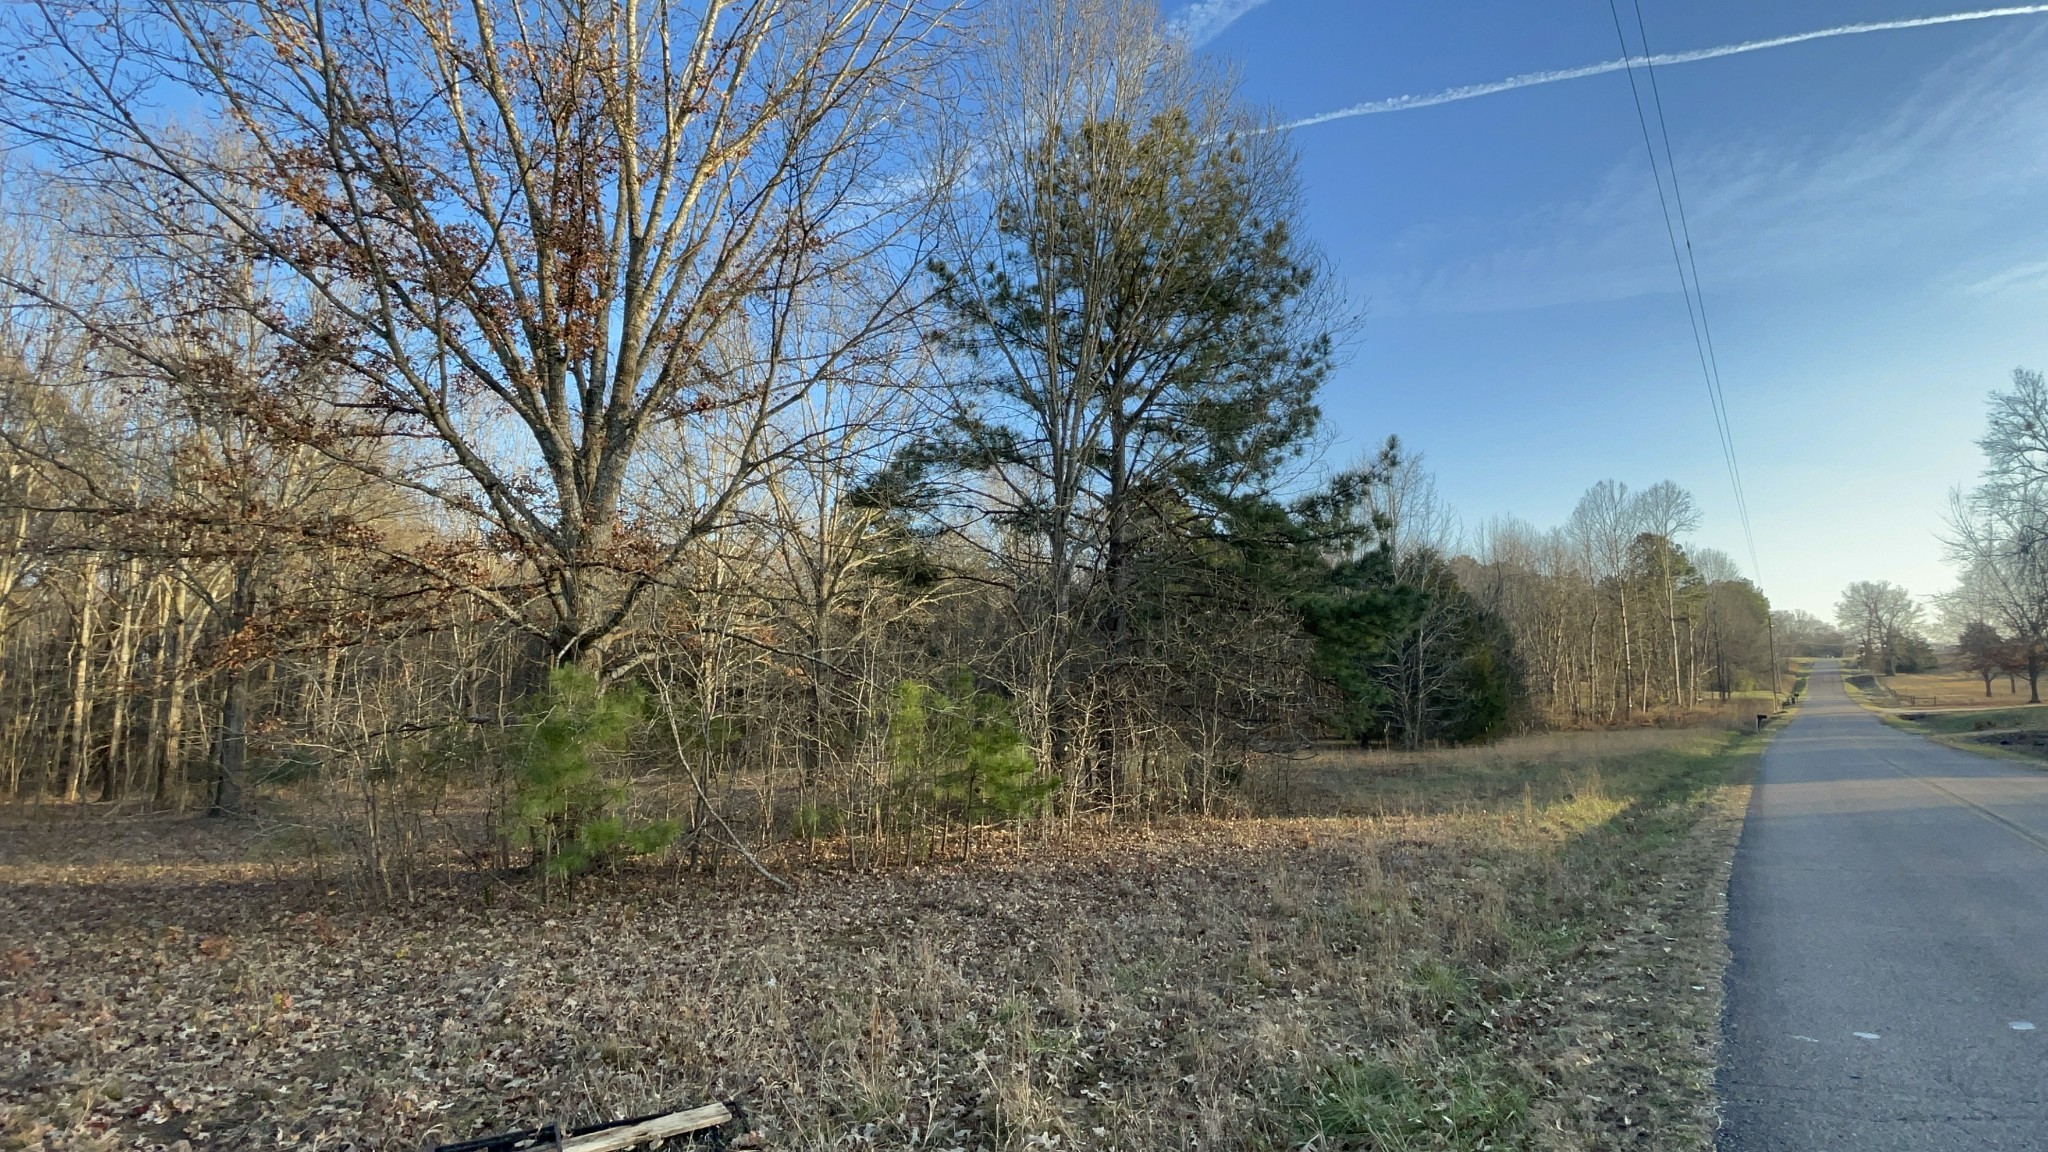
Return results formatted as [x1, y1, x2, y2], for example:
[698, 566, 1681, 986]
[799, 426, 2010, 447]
[1605, 0, 1783, 696]
[1601, 0, 1736, 546]
[1626, 0, 1763, 581]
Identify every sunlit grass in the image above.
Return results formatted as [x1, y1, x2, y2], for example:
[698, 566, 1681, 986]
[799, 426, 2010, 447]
[1248, 728, 1738, 822]
[1902, 705, 2048, 735]
[1304, 1049, 1534, 1151]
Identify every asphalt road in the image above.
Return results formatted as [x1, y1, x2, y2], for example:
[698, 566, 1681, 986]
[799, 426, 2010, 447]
[1718, 659, 2048, 1149]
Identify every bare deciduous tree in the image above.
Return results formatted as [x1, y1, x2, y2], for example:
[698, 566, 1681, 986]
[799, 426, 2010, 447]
[1833, 580, 1923, 678]
[1, 0, 947, 672]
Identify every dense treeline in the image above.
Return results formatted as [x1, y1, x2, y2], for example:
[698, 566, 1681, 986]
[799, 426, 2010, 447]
[1294, 459, 1777, 747]
[0, 0, 1777, 886]
[1456, 479, 1776, 726]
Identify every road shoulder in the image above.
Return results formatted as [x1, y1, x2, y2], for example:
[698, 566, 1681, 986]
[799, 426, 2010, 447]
[1561, 755, 1756, 1147]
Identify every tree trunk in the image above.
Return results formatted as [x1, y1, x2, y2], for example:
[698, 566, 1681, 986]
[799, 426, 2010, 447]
[1584, 602, 1601, 725]
[1617, 588, 1633, 723]
[1664, 575, 1680, 709]
[151, 583, 193, 809]
[63, 554, 102, 803]
[208, 565, 258, 816]
[98, 558, 144, 802]
[209, 664, 250, 816]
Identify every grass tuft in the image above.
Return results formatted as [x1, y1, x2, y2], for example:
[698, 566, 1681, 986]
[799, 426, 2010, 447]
[1304, 1052, 1533, 1151]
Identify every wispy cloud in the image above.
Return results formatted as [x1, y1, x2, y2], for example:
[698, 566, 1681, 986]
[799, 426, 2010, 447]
[1168, 0, 1273, 46]
[1288, 5, 2048, 128]
[1360, 29, 2048, 316]
[1962, 258, 2048, 295]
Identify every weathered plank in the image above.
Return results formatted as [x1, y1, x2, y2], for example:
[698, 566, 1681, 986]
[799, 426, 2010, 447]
[559, 1103, 734, 1152]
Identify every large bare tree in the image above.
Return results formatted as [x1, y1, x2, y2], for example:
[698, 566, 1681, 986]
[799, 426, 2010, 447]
[1945, 368, 2048, 700]
[1833, 579, 1922, 677]
[1, 0, 946, 672]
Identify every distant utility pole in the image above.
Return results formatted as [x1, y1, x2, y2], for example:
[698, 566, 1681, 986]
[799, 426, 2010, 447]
[1767, 612, 1783, 707]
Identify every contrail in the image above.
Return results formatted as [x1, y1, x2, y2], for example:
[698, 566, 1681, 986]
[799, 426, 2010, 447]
[1171, 0, 1274, 46]
[1287, 5, 2048, 128]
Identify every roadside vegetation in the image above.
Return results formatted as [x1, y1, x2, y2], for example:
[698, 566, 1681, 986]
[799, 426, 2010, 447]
[1896, 706, 2048, 735]
[2, 722, 1764, 1151]
[1884, 705, 2048, 763]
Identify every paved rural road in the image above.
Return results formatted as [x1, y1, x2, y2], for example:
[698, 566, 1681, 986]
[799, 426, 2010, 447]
[1718, 659, 2048, 1149]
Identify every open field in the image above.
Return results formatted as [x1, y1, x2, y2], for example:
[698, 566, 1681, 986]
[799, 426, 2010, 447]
[1838, 668, 2048, 764]
[2, 726, 1764, 1152]
[1861, 667, 2027, 709]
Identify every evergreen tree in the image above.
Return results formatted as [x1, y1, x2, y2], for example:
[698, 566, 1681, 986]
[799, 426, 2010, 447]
[508, 668, 676, 886]
[926, 98, 1344, 795]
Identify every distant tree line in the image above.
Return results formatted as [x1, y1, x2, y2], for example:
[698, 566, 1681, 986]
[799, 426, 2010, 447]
[1771, 610, 1846, 658]
[1294, 461, 1781, 745]
[1833, 580, 1935, 678]
[1452, 480, 1776, 726]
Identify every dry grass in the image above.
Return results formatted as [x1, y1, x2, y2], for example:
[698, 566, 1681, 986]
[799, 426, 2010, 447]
[0, 727, 1761, 1152]
[1874, 667, 2017, 709]
[1875, 703, 2048, 766]
[1246, 730, 1732, 819]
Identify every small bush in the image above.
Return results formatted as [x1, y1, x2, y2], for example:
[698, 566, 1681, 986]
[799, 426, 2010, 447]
[251, 744, 325, 786]
[888, 670, 1056, 828]
[507, 667, 676, 882]
[792, 802, 844, 839]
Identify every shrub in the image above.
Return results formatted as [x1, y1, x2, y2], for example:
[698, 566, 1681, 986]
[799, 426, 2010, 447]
[507, 667, 675, 882]
[888, 671, 1055, 827]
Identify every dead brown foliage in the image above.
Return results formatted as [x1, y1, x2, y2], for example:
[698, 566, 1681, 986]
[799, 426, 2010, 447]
[0, 731, 1753, 1152]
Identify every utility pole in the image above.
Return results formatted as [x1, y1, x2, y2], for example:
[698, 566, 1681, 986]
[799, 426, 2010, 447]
[1766, 610, 1783, 708]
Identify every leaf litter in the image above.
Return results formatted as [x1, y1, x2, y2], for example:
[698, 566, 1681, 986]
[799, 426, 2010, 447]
[1, 744, 1748, 1152]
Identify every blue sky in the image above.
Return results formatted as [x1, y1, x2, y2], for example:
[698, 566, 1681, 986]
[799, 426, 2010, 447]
[1179, 0, 2048, 618]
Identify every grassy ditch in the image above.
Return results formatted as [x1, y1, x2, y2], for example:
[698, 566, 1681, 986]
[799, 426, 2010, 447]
[1897, 705, 2048, 736]
[1888, 704, 2048, 765]
[1282, 727, 1763, 1150]
[1, 727, 1766, 1151]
